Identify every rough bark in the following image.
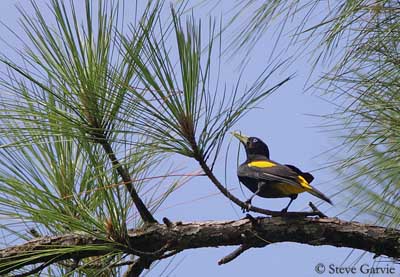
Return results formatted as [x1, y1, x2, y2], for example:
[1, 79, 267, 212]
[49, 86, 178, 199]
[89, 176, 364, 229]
[1, 216, 399, 275]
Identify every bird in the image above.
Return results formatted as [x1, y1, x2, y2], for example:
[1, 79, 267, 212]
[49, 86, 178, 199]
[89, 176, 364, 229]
[232, 132, 332, 212]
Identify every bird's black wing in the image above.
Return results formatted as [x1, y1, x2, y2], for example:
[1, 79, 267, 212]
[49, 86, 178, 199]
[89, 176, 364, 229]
[238, 160, 332, 204]
[284, 164, 314, 183]
[238, 161, 305, 189]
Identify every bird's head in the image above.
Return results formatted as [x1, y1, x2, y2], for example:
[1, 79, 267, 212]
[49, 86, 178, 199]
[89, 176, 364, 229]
[232, 131, 270, 159]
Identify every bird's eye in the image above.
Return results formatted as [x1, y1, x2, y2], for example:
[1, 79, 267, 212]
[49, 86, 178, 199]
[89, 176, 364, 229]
[252, 138, 258, 143]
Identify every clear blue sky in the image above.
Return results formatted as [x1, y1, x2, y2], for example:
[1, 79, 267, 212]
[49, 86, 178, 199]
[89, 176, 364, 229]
[0, 1, 398, 277]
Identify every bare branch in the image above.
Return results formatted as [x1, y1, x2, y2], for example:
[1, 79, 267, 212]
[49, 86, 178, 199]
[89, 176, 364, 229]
[218, 244, 251, 265]
[100, 138, 157, 223]
[0, 234, 114, 275]
[309, 202, 328, 218]
[1, 217, 399, 275]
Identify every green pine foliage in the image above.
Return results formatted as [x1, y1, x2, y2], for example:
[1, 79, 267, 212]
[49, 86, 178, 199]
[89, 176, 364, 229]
[0, 0, 288, 274]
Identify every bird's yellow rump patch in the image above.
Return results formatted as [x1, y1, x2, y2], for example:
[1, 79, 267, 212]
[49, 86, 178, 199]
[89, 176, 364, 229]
[276, 183, 306, 195]
[298, 175, 312, 189]
[248, 161, 276, 168]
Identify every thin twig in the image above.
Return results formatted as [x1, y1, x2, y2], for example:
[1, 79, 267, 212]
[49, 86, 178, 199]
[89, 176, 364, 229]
[309, 202, 328, 218]
[163, 217, 173, 227]
[218, 244, 251, 265]
[100, 139, 157, 223]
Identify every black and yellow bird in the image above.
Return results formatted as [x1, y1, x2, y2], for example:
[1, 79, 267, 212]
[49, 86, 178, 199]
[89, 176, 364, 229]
[233, 132, 332, 212]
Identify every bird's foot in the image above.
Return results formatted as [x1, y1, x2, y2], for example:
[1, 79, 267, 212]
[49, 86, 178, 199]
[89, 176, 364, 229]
[241, 200, 252, 213]
[245, 213, 257, 225]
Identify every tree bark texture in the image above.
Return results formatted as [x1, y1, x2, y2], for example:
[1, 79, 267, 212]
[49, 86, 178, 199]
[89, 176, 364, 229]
[1, 216, 399, 275]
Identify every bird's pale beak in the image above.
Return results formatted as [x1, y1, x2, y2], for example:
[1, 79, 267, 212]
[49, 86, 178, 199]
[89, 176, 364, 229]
[232, 131, 249, 145]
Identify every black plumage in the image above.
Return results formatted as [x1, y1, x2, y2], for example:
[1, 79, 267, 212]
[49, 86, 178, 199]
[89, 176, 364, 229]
[233, 132, 332, 212]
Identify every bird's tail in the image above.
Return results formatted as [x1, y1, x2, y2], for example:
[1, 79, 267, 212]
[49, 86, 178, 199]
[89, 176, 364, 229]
[306, 186, 332, 205]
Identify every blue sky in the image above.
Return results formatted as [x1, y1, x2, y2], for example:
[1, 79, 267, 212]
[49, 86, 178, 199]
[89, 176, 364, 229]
[0, 1, 398, 276]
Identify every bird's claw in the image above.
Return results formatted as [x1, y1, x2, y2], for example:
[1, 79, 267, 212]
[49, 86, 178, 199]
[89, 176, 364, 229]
[241, 200, 252, 213]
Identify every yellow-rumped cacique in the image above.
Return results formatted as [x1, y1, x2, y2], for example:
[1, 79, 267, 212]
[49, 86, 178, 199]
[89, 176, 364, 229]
[233, 132, 332, 212]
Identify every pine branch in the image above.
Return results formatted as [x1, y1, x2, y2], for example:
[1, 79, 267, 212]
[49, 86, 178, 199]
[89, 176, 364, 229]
[100, 138, 157, 223]
[1, 217, 399, 275]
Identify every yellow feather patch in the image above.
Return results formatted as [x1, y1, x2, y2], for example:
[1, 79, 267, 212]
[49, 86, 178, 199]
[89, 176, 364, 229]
[298, 175, 312, 189]
[248, 161, 276, 168]
[277, 183, 306, 195]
